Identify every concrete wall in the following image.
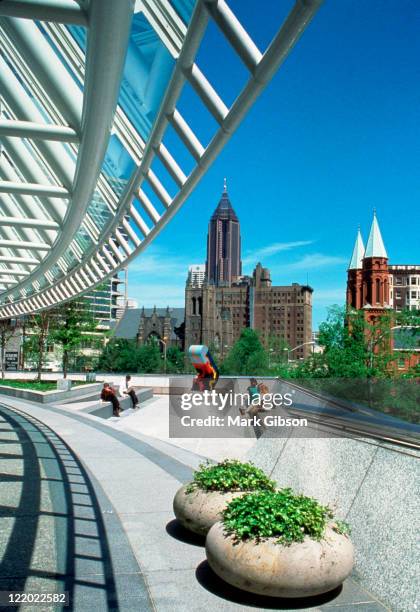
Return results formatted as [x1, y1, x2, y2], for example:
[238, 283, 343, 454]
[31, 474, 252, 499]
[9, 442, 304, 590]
[246, 429, 419, 611]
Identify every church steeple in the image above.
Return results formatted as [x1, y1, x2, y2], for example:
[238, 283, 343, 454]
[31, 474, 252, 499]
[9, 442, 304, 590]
[348, 227, 365, 270]
[364, 212, 388, 259]
[361, 212, 389, 309]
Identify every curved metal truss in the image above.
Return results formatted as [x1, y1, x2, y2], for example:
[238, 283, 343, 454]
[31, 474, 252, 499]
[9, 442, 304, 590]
[0, 0, 322, 319]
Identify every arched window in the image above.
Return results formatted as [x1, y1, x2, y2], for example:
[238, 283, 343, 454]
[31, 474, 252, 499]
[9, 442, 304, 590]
[376, 278, 381, 304]
[383, 279, 388, 303]
[198, 296, 203, 316]
[192, 296, 196, 315]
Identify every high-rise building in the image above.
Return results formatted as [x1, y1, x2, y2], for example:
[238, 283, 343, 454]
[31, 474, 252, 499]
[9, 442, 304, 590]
[187, 264, 205, 288]
[206, 180, 242, 286]
[185, 185, 313, 358]
[185, 263, 313, 358]
[81, 273, 125, 330]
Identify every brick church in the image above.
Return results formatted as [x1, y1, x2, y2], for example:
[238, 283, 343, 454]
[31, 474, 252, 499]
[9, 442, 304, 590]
[184, 183, 313, 359]
[346, 213, 420, 369]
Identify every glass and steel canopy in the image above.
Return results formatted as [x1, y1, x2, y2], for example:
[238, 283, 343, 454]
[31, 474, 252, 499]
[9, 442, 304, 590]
[0, 0, 322, 318]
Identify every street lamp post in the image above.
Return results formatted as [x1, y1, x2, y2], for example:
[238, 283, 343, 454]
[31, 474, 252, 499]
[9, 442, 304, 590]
[287, 341, 315, 363]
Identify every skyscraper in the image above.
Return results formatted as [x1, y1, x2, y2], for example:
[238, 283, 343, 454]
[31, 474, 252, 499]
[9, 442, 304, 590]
[185, 182, 313, 358]
[206, 179, 242, 286]
[187, 264, 206, 288]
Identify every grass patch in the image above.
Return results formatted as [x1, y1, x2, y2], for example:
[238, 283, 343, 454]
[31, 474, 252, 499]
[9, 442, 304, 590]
[0, 379, 90, 392]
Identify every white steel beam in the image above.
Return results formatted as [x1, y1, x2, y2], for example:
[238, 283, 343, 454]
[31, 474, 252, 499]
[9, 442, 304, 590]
[0, 255, 38, 264]
[0, 270, 31, 277]
[202, 0, 262, 72]
[0, 216, 59, 229]
[0, 0, 324, 318]
[0, 145, 65, 223]
[0, 181, 70, 198]
[0, 120, 79, 143]
[169, 110, 205, 161]
[0, 0, 135, 304]
[0, 239, 50, 251]
[0, 55, 75, 188]
[0, 1, 87, 25]
[1, 18, 83, 129]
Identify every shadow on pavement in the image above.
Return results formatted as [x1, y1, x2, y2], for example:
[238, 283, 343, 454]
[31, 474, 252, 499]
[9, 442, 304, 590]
[0, 405, 120, 611]
[165, 519, 206, 547]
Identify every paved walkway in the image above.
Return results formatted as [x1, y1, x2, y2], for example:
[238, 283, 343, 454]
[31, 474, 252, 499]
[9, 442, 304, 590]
[0, 398, 390, 611]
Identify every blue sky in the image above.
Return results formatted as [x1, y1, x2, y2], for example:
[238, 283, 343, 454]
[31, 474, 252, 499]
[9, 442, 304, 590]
[128, 0, 420, 329]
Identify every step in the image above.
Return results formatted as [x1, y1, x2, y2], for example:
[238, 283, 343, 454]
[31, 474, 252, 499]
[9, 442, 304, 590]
[56, 387, 154, 419]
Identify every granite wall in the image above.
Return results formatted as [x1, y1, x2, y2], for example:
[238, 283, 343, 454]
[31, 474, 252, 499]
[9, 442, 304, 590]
[247, 427, 419, 611]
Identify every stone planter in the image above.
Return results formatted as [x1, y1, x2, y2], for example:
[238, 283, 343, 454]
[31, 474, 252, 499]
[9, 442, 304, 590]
[205, 521, 354, 598]
[173, 485, 249, 536]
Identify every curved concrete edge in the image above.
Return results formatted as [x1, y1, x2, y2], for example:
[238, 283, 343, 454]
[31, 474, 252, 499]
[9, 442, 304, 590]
[246, 429, 419, 611]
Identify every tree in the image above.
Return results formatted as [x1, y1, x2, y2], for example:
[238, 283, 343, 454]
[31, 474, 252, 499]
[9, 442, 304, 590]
[24, 311, 53, 381]
[221, 329, 269, 375]
[97, 339, 137, 372]
[49, 299, 98, 378]
[266, 333, 289, 368]
[0, 319, 18, 380]
[318, 306, 370, 378]
[286, 305, 420, 380]
[137, 341, 161, 373]
[166, 346, 185, 373]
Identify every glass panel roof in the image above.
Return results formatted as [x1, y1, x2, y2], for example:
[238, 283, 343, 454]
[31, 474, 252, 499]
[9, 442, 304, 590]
[69, 12, 175, 141]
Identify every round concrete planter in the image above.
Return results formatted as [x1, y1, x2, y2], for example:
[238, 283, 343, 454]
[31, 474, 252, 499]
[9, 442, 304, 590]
[205, 521, 354, 598]
[173, 485, 249, 536]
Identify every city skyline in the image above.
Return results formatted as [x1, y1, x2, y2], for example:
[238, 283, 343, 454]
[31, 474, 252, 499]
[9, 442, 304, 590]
[127, 0, 419, 329]
[127, 184, 417, 329]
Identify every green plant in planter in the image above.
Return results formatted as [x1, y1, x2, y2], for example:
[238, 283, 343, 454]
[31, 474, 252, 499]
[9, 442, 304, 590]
[186, 459, 275, 493]
[222, 488, 348, 545]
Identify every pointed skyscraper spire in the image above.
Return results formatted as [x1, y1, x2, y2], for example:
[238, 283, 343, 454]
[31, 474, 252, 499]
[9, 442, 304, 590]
[364, 212, 388, 258]
[211, 179, 238, 221]
[206, 179, 242, 285]
[348, 227, 365, 270]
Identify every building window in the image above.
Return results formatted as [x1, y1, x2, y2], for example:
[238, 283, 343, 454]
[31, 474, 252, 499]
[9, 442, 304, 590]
[376, 278, 381, 303]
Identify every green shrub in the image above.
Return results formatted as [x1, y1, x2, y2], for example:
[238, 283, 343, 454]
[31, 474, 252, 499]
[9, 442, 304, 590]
[187, 459, 275, 493]
[222, 488, 339, 545]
